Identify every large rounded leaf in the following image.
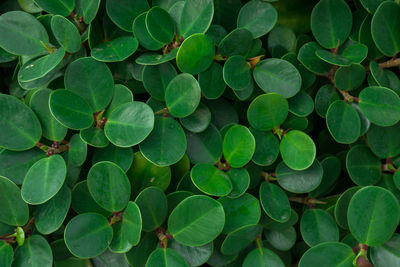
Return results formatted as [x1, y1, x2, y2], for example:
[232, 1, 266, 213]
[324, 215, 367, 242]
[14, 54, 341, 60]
[146, 248, 189, 267]
[243, 248, 285, 267]
[0, 11, 49, 56]
[221, 224, 262, 255]
[253, 58, 301, 98]
[260, 182, 291, 223]
[276, 160, 323, 193]
[190, 163, 232, 196]
[13, 235, 52, 267]
[370, 234, 400, 267]
[359, 86, 400, 127]
[310, 0, 352, 48]
[145, 7, 174, 44]
[326, 100, 360, 144]
[179, 0, 214, 38]
[346, 145, 381, 186]
[64, 57, 114, 111]
[51, 15, 81, 53]
[21, 154, 66, 205]
[142, 63, 177, 101]
[371, 1, 400, 56]
[348, 186, 400, 246]
[300, 209, 339, 247]
[223, 125, 255, 168]
[92, 145, 132, 172]
[64, 213, 113, 258]
[0, 240, 12, 267]
[165, 73, 201, 117]
[0, 176, 29, 226]
[299, 242, 354, 267]
[133, 12, 164, 51]
[0, 94, 42, 151]
[49, 89, 94, 130]
[104, 102, 155, 147]
[91, 36, 139, 62]
[33, 0, 74, 16]
[106, 0, 149, 32]
[247, 93, 288, 131]
[168, 239, 212, 267]
[367, 123, 400, 158]
[176, 34, 214, 75]
[35, 185, 71, 235]
[168, 195, 225, 246]
[237, 1, 277, 38]
[280, 130, 316, 171]
[135, 187, 168, 232]
[140, 116, 186, 166]
[223, 55, 252, 91]
[87, 161, 131, 212]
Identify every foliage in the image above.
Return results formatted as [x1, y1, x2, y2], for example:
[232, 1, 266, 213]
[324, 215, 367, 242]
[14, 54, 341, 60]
[1, 0, 400, 266]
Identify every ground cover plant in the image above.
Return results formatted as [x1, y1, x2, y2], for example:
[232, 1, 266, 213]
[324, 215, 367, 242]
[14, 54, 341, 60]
[1, 0, 400, 266]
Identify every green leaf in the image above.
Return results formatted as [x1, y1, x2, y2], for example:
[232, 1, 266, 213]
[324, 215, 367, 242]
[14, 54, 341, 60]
[341, 43, 368, 64]
[0, 176, 29, 226]
[140, 116, 186, 166]
[168, 239, 213, 267]
[0, 11, 49, 56]
[190, 163, 232, 196]
[91, 36, 139, 62]
[33, 0, 74, 16]
[360, 0, 386, 13]
[71, 181, 111, 217]
[346, 145, 381, 186]
[21, 154, 66, 205]
[179, 102, 211, 133]
[92, 145, 132, 172]
[367, 123, 400, 158]
[370, 234, 400, 267]
[133, 12, 164, 51]
[243, 248, 285, 267]
[237, 0, 277, 38]
[276, 160, 323, 193]
[348, 186, 400, 246]
[280, 130, 316, 171]
[142, 63, 177, 101]
[168, 195, 225, 246]
[67, 134, 87, 167]
[51, 15, 81, 53]
[315, 50, 351, 66]
[310, 156, 341, 197]
[35, 185, 71, 235]
[359, 86, 400, 127]
[264, 226, 297, 251]
[80, 127, 109, 148]
[260, 182, 291, 223]
[106, 0, 149, 32]
[297, 42, 332, 74]
[315, 84, 340, 118]
[125, 233, 158, 267]
[0, 240, 13, 267]
[288, 91, 315, 117]
[247, 93, 288, 131]
[223, 55, 252, 91]
[218, 28, 253, 57]
[87, 161, 131, 212]
[64, 57, 114, 111]
[127, 152, 171, 196]
[221, 224, 262, 255]
[326, 100, 360, 144]
[135, 187, 168, 232]
[136, 49, 178, 65]
[300, 209, 339, 247]
[253, 58, 302, 98]
[146, 248, 189, 267]
[371, 1, 400, 56]
[223, 125, 255, 168]
[146, 7, 175, 44]
[18, 48, 65, 83]
[334, 186, 361, 230]
[29, 89, 67, 142]
[176, 33, 214, 74]
[64, 213, 113, 258]
[49, 89, 94, 130]
[198, 62, 226, 99]
[179, 0, 214, 38]
[227, 168, 250, 198]
[13, 235, 53, 267]
[219, 193, 261, 234]
[310, 0, 352, 48]
[298, 242, 354, 267]
[75, 0, 100, 24]
[122, 201, 142, 246]
[185, 124, 222, 164]
[0, 94, 42, 151]
[165, 73, 201, 117]
[334, 64, 366, 91]
[105, 84, 134, 116]
[104, 102, 155, 147]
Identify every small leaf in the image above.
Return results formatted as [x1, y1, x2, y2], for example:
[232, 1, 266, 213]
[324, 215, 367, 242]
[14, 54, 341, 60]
[0, 176, 29, 226]
[190, 163, 232, 196]
[223, 125, 255, 168]
[106, 0, 149, 32]
[146, 248, 189, 267]
[179, 0, 214, 38]
[91, 36, 139, 62]
[299, 242, 355, 267]
[13, 235, 53, 267]
[51, 15, 81, 53]
[260, 182, 291, 223]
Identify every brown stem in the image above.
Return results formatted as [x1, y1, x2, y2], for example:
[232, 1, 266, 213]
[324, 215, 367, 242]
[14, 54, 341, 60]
[339, 90, 359, 103]
[378, 58, 400, 68]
